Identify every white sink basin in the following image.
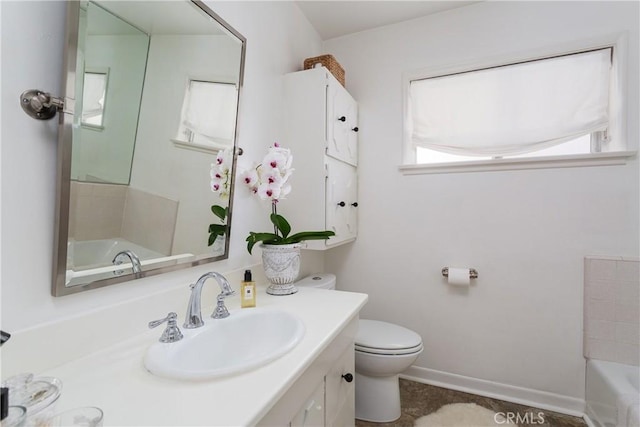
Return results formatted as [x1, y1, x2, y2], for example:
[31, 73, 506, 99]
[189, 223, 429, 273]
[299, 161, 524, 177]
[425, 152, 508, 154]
[144, 308, 305, 380]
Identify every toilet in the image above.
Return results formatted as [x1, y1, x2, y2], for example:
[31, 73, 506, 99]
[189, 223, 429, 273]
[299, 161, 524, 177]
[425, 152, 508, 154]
[295, 274, 424, 423]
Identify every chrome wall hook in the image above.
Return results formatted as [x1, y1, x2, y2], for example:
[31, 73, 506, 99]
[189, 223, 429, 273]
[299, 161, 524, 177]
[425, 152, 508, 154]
[20, 89, 65, 120]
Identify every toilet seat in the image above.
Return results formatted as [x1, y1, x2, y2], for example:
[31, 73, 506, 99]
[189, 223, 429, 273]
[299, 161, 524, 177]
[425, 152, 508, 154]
[355, 320, 423, 356]
[355, 343, 423, 356]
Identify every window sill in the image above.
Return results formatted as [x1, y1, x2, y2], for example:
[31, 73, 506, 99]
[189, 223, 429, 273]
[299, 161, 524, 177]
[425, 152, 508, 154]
[171, 139, 231, 154]
[399, 151, 637, 175]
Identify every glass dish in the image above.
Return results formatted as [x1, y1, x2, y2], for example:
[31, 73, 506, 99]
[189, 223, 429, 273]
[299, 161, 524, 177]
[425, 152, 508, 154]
[1, 406, 26, 427]
[1, 374, 62, 426]
[46, 407, 103, 427]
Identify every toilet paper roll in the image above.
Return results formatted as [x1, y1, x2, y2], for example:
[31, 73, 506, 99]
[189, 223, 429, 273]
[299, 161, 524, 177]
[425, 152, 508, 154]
[448, 267, 470, 287]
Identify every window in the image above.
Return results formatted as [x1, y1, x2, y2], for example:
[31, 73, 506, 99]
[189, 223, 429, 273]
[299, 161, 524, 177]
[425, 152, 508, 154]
[402, 40, 633, 173]
[175, 80, 238, 151]
[81, 69, 109, 129]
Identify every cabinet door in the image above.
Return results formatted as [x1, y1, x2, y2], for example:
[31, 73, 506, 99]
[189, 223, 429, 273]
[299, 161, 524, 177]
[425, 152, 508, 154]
[326, 346, 356, 427]
[325, 158, 357, 246]
[290, 379, 325, 427]
[326, 79, 358, 166]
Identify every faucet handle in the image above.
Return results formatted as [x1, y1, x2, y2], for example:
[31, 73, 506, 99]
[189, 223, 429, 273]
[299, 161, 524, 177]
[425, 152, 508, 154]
[211, 290, 234, 319]
[149, 312, 183, 343]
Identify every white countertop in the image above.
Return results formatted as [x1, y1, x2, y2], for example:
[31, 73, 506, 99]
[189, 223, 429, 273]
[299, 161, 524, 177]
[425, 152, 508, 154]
[41, 286, 367, 426]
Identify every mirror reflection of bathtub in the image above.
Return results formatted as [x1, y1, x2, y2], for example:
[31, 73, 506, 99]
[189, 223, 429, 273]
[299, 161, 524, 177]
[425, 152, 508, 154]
[66, 238, 195, 287]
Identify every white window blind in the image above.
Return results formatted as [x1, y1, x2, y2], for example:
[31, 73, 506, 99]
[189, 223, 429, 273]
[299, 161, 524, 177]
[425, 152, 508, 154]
[409, 48, 612, 158]
[82, 71, 108, 127]
[179, 80, 238, 145]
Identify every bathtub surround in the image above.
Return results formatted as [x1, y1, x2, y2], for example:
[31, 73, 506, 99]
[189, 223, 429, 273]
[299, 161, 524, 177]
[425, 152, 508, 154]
[68, 182, 127, 241]
[584, 256, 640, 366]
[121, 188, 179, 256]
[324, 0, 639, 413]
[69, 182, 179, 256]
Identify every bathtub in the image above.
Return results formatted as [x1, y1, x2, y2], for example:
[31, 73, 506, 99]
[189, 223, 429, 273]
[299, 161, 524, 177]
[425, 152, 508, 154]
[66, 238, 194, 286]
[68, 238, 165, 270]
[586, 359, 640, 427]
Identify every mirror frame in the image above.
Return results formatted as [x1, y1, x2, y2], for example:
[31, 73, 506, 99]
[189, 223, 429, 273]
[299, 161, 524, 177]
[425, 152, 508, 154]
[52, 0, 246, 296]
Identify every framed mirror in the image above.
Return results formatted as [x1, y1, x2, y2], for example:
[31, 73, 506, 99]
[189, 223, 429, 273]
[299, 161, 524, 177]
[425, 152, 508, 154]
[53, 0, 246, 296]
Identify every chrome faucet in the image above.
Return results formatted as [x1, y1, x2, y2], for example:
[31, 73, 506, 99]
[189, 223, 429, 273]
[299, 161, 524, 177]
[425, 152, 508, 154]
[112, 250, 142, 274]
[184, 272, 236, 329]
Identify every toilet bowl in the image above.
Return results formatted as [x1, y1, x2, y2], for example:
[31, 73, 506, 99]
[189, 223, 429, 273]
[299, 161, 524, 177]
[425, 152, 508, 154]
[354, 319, 423, 422]
[295, 274, 424, 423]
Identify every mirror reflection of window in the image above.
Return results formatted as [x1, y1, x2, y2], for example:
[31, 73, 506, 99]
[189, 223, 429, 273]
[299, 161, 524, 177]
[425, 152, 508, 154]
[81, 70, 109, 128]
[177, 80, 238, 150]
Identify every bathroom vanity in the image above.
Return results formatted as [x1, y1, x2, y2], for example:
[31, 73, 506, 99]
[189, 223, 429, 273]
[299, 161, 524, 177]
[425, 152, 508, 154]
[1, 266, 367, 426]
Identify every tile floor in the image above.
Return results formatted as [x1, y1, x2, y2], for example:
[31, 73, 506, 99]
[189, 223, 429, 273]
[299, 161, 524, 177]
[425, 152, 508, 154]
[355, 379, 587, 427]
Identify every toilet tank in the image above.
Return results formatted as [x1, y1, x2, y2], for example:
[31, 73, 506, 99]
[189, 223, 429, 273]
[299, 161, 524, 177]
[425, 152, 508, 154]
[295, 273, 336, 290]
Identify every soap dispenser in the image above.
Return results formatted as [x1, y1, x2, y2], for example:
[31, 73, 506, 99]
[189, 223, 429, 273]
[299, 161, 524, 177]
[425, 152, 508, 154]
[241, 269, 256, 308]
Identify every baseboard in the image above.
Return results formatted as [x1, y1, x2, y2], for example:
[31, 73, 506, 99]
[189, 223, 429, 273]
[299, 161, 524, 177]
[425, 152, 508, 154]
[401, 366, 586, 418]
[583, 414, 599, 427]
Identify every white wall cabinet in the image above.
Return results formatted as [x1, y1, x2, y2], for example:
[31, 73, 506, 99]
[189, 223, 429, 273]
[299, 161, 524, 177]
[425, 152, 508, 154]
[282, 67, 358, 249]
[326, 78, 358, 167]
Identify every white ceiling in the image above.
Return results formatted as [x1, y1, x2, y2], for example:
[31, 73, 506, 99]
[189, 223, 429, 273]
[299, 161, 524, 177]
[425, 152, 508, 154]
[296, 1, 480, 40]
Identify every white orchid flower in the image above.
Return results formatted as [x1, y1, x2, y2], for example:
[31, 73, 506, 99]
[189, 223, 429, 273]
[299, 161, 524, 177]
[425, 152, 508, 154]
[215, 148, 233, 173]
[241, 167, 259, 192]
[257, 182, 282, 201]
[263, 146, 293, 170]
[243, 143, 295, 202]
[210, 148, 233, 200]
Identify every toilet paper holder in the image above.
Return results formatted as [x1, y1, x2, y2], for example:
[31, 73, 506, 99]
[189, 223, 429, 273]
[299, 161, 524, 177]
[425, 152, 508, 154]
[441, 267, 478, 279]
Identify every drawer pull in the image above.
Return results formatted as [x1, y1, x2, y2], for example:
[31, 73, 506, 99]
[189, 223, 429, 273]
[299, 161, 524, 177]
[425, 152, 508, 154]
[341, 373, 353, 383]
[351, 127, 359, 132]
[351, 202, 358, 207]
[338, 116, 346, 122]
[337, 201, 346, 207]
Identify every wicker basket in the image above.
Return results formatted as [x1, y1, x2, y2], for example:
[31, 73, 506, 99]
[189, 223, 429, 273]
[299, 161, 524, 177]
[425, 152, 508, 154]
[304, 54, 345, 87]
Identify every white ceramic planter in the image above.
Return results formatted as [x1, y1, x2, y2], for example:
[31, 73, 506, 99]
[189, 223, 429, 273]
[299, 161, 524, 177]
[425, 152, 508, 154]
[261, 243, 301, 295]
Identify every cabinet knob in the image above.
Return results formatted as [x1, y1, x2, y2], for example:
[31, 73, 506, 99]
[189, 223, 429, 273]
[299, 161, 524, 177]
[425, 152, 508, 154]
[351, 127, 359, 132]
[338, 116, 346, 122]
[342, 373, 354, 383]
[351, 202, 358, 207]
[337, 201, 346, 207]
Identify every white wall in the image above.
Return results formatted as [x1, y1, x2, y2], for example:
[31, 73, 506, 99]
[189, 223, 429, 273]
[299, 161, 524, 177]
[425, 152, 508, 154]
[0, 1, 322, 332]
[73, 34, 148, 184]
[324, 1, 639, 403]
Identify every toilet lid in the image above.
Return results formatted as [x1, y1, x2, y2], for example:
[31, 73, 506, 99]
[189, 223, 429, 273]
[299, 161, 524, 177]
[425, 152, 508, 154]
[355, 319, 422, 352]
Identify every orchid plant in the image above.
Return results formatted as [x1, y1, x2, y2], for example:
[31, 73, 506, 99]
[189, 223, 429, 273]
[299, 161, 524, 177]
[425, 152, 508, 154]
[242, 143, 334, 254]
[208, 148, 233, 246]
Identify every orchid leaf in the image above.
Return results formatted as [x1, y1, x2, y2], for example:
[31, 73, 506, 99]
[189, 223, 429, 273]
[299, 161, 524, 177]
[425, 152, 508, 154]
[270, 213, 291, 239]
[208, 224, 227, 246]
[211, 205, 227, 222]
[246, 232, 280, 254]
[285, 230, 335, 244]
